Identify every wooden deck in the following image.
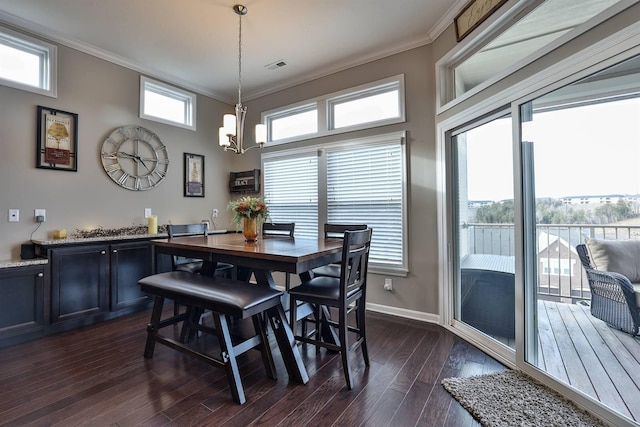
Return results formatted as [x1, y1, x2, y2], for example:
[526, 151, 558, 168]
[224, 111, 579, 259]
[537, 300, 640, 422]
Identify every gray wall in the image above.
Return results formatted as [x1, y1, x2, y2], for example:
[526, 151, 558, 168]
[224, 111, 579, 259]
[248, 45, 439, 315]
[1, 40, 238, 260]
[1, 26, 440, 317]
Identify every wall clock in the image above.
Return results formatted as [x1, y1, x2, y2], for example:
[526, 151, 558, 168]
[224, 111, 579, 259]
[101, 125, 169, 191]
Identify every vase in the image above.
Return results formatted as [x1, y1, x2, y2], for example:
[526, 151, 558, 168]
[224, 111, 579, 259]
[243, 217, 258, 242]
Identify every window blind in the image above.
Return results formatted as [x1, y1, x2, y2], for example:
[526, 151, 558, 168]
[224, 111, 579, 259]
[326, 142, 404, 268]
[263, 155, 319, 238]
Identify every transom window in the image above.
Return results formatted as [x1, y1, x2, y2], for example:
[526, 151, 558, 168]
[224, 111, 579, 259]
[0, 25, 57, 97]
[263, 75, 405, 145]
[262, 131, 407, 275]
[139, 76, 196, 130]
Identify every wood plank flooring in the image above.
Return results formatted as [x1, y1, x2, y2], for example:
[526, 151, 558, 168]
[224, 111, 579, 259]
[536, 300, 640, 423]
[0, 308, 506, 427]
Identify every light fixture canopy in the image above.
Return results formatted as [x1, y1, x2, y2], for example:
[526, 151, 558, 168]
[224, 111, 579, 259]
[219, 4, 266, 154]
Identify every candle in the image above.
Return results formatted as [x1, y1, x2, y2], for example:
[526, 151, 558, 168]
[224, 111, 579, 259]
[53, 229, 67, 239]
[148, 215, 158, 234]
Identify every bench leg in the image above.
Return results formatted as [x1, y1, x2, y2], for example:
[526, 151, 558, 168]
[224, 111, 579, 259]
[144, 295, 165, 359]
[212, 312, 246, 405]
[252, 314, 277, 379]
[266, 304, 309, 384]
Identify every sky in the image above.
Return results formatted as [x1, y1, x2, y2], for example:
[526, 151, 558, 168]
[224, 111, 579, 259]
[465, 97, 640, 201]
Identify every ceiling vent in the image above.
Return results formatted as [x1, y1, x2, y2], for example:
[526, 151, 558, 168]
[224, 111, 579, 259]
[265, 60, 287, 70]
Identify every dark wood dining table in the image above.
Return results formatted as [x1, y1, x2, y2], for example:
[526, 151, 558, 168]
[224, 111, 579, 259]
[150, 232, 344, 384]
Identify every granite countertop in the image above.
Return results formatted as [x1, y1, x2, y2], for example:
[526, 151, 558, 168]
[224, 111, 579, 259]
[0, 258, 49, 269]
[31, 225, 230, 246]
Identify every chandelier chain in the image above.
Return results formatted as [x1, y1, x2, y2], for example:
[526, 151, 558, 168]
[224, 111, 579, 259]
[237, 10, 242, 105]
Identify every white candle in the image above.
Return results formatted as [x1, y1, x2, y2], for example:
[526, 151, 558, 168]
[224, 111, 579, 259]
[148, 215, 158, 234]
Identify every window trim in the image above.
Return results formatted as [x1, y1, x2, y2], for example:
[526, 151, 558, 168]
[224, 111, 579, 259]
[139, 76, 196, 131]
[0, 25, 57, 98]
[262, 74, 405, 146]
[261, 130, 408, 276]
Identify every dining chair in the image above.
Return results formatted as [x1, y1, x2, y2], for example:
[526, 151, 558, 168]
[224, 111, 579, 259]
[310, 223, 368, 279]
[262, 222, 295, 289]
[288, 227, 373, 390]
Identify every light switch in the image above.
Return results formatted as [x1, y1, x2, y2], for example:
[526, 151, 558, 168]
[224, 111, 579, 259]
[9, 209, 19, 222]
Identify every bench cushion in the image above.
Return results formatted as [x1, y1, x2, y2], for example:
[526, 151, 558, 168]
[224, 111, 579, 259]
[139, 271, 283, 319]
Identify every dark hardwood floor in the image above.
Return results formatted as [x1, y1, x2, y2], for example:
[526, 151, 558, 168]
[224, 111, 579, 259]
[0, 307, 506, 426]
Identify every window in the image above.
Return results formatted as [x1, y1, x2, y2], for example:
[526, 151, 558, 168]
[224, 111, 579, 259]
[262, 75, 405, 145]
[438, 0, 625, 108]
[0, 26, 57, 97]
[262, 131, 407, 275]
[269, 105, 317, 141]
[140, 76, 196, 130]
[329, 80, 402, 130]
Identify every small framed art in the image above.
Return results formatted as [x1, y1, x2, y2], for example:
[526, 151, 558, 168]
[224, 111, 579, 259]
[184, 153, 205, 197]
[454, 0, 508, 42]
[36, 106, 78, 171]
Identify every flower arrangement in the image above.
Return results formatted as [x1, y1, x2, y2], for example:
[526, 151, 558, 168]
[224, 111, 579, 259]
[228, 196, 270, 226]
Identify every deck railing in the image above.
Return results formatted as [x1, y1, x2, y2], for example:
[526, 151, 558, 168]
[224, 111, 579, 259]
[465, 223, 640, 302]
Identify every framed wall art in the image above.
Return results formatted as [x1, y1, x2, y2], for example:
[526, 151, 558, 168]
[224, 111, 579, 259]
[454, 0, 508, 42]
[184, 152, 204, 197]
[36, 106, 78, 171]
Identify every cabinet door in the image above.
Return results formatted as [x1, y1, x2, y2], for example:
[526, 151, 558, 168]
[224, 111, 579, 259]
[50, 245, 108, 323]
[110, 242, 152, 310]
[0, 266, 45, 339]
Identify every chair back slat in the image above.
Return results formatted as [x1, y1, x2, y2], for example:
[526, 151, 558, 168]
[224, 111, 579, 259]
[341, 229, 373, 296]
[168, 223, 208, 239]
[324, 223, 367, 239]
[262, 222, 295, 238]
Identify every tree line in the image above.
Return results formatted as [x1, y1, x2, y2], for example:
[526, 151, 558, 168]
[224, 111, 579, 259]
[473, 199, 638, 224]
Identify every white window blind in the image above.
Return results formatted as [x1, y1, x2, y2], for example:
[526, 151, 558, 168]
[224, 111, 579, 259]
[263, 155, 319, 238]
[326, 142, 404, 268]
[262, 131, 407, 274]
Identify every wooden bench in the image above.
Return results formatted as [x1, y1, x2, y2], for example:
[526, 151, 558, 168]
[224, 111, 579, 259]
[138, 271, 285, 404]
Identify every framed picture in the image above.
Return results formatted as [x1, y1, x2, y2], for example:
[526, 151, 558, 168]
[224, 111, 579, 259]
[454, 0, 508, 42]
[36, 106, 78, 171]
[184, 153, 204, 197]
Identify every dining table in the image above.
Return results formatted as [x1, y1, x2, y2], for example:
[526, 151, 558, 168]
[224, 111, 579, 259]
[150, 232, 344, 384]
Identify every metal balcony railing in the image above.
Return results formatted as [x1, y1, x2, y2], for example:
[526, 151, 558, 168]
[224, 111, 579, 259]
[465, 223, 640, 302]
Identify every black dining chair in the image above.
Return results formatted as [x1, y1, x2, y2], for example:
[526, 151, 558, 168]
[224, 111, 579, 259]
[288, 228, 373, 390]
[310, 223, 368, 279]
[262, 222, 295, 290]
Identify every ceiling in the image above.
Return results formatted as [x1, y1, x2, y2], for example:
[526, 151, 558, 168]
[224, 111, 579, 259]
[0, 0, 465, 104]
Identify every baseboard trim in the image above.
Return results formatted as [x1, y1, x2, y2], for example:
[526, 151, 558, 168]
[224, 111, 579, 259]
[366, 302, 439, 324]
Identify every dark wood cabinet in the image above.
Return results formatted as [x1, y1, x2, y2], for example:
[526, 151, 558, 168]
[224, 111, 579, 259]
[40, 239, 154, 332]
[109, 241, 152, 310]
[50, 244, 109, 324]
[0, 264, 46, 346]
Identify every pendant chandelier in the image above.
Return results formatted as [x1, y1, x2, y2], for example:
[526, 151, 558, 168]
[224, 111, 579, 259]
[219, 4, 266, 154]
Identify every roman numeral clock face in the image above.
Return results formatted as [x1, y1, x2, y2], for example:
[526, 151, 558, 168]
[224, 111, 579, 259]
[101, 125, 169, 191]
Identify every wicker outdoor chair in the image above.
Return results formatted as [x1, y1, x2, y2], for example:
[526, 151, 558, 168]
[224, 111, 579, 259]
[576, 244, 640, 336]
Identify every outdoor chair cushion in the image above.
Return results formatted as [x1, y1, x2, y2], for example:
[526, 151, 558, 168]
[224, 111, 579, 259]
[585, 237, 640, 306]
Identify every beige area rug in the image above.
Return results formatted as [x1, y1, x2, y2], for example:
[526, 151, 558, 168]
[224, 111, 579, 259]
[442, 370, 606, 427]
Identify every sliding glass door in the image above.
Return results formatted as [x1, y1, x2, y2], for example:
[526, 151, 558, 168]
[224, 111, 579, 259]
[451, 112, 516, 349]
[521, 53, 640, 423]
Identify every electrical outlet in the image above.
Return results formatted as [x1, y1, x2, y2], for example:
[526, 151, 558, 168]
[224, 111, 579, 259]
[144, 208, 152, 219]
[8, 209, 19, 222]
[35, 209, 46, 222]
[384, 278, 393, 291]
[212, 209, 219, 218]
